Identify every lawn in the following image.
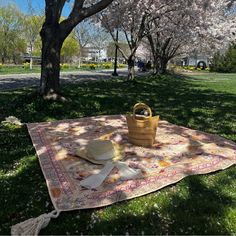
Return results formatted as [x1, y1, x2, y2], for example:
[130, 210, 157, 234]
[0, 73, 236, 235]
[0, 64, 122, 75]
[0, 65, 41, 74]
[186, 72, 236, 94]
[0, 65, 85, 75]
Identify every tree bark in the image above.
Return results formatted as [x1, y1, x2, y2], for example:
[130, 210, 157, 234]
[39, 24, 63, 96]
[29, 43, 33, 70]
[153, 55, 160, 74]
[147, 34, 159, 74]
[127, 57, 135, 80]
[78, 51, 82, 68]
[13, 54, 17, 64]
[159, 58, 168, 74]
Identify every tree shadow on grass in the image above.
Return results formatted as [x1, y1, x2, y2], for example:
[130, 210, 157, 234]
[0, 125, 54, 234]
[75, 172, 236, 235]
[0, 74, 235, 142]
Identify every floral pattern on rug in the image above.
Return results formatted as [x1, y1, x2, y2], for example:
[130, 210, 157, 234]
[27, 115, 236, 211]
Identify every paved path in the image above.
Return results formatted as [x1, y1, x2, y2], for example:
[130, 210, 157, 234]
[0, 69, 148, 91]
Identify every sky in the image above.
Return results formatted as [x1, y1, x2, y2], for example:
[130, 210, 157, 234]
[0, 0, 70, 16]
[14, 0, 44, 13]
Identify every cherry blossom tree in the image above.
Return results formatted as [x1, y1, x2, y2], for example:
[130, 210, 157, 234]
[39, 0, 114, 98]
[145, 0, 236, 74]
[145, 1, 202, 74]
[99, 0, 173, 80]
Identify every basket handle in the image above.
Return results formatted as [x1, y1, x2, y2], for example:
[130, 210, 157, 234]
[133, 103, 152, 118]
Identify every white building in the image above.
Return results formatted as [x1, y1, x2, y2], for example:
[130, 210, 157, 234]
[81, 46, 107, 61]
[181, 52, 211, 68]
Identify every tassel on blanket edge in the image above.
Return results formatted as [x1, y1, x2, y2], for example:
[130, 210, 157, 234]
[11, 210, 60, 236]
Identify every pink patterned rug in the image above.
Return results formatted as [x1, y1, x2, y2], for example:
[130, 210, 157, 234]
[27, 115, 236, 212]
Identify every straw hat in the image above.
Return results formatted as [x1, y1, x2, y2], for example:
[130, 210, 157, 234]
[76, 140, 122, 165]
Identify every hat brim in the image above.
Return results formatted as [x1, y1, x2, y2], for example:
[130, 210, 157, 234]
[76, 143, 122, 165]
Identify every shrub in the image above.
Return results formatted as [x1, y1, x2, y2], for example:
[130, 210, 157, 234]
[80, 63, 87, 68]
[183, 65, 195, 71]
[211, 42, 236, 73]
[23, 62, 30, 69]
[80, 63, 97, 70]
[89, 64, 96, 70]
[102, 63, 113, 69]
[118, 64, 126, 68]
[60, 63, 70, 69]
[0, 63, 3, 70]
[189, 66, 196, 71]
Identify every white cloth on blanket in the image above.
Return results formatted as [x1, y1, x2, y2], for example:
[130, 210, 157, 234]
[80, 161, 142, 189]
[80, 161, 115, 189]
[116, 161, 142, 180]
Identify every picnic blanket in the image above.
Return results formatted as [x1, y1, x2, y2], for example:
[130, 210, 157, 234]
[12, 115, 236, 235]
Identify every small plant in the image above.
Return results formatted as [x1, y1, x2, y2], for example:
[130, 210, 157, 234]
[103, 63, 113, 69]
[60, 63, 70, 69]
[89, 64, 96, 70]
[183, 66, 196, 71]
[0, 63, 3, 70]
[118, 64, 126, 68]
[23, 62, 30, 69]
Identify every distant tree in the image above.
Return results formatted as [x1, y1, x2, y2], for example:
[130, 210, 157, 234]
[107, 42, 130, 59]
[90, 26, 110, 60]
[11, 38, 27, 64]
[23, 15, 44, 69]
[0, 4, 25, 63]
[211, 43, 236, 72]
[61, 32, 80, 63]
[74, 21, 93, 66]
[74, 21, 110, 64]
[22, 1, 44, 69]
[39, 0, 114, 98]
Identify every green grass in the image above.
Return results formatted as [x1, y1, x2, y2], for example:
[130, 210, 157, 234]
[186, 72, 236, 94]
[0, 64, 117, 75]
[0, 65, 41, 74]
[0, 73, 236, 235]
[0, 65, 89, 75]
[0, 66, 90, 75]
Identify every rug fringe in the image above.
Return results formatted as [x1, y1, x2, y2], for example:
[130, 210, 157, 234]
[11, 210, 60, 236]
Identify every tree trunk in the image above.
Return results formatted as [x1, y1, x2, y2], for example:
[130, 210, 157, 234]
[153, 55, 160, 74]
[29, 43, 33, 70]
[30, 57, 33, 70]
[13, 54, 17, 64]
[127, 57, 135, 80]
[159, 58, 168, 74]
[154, 62, 159, 74]
[78, 52, 82, 68]
[1, 55, 5, 64]
[39, 25, 63, 96]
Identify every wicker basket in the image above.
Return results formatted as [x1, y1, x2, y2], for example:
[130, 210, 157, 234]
[126, 103, 159, 147]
